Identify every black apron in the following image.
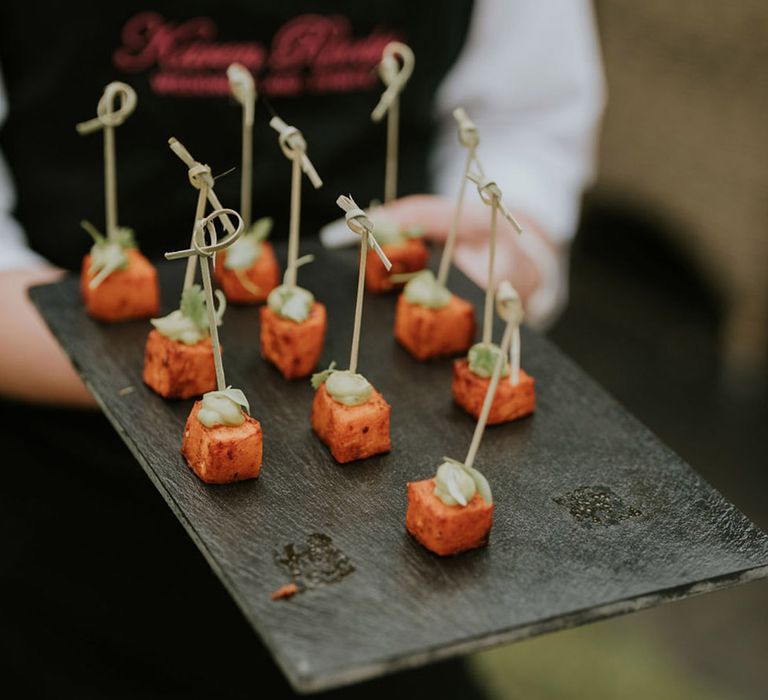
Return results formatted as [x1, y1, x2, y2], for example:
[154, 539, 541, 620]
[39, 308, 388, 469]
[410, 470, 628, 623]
[0, 3, 487, 697]
[0, 0, 473, 268]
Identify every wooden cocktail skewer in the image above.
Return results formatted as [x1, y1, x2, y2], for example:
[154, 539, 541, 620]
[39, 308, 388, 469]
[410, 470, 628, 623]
[437, 108, 483, 287]
[165, 209, 244, 390]
[405, 286, 517, 555]
[466, 172, 523, 345]
[496, 281, 524, 386]
[405, 290, 519, 554]
[168, 138, 239, 228]
[168, 138, 243, 290]
[227, 63, 256, 228]
[464, 282, 521, 469]
[371, 41, 415, 204]
[269, 117, 323, 288]
[337, 195, 392, 373]
[223, 67, 278, 301]
[511, 317, 521, 386]
[76, 81, 158, 322]
[171, 209, 262, 485]
[181, 174, 211, 292]
[310, 197, 393, 464]
[76, 82, 137, 240]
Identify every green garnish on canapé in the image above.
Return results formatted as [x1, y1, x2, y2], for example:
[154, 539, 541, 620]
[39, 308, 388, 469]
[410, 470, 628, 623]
[433, 456, 493, 507]
[198, 387, 250, 428]
[368, 207, 423, 247]
[82, 220, 136, 289]
[267, 254, 316, 323]
[402, 269, 451, 309]
[267, 284, 314, 323]
[311, 361, 337, 390]
[150, 285, 226, 345]
[467, 342, 509, 379]
[311, 362, 373, 407]
[223, 217, 273, 270]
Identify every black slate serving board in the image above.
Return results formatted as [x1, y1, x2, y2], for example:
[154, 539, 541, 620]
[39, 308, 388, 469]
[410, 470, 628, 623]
[30, 241, 768, 693]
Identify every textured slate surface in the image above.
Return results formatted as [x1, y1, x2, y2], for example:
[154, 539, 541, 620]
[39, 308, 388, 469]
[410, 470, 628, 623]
[30, 241, 768, 694]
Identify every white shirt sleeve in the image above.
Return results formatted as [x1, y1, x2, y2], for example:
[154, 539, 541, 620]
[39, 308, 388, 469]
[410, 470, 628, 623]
[430, 0, 604, 326]
[431, 0, 606, 245]
[0, 68, 49, 271]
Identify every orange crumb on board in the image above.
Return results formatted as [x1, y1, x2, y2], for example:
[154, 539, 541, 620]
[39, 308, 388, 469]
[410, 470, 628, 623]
[271, 583, 299, 601]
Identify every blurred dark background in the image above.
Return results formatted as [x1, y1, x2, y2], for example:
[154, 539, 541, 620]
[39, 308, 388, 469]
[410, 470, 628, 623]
[470, 2, 768, 698]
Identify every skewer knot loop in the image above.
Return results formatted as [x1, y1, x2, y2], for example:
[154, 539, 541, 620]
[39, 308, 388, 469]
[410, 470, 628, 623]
[336, 195, 392, 270]
[496, 280, 524, 326]
[187, 163, 213, 191]
[466, 172, 524, 234]
[227, 63, 256, 123]
[269, 117, 323, 188]
[371, 42, 415, 122]
[76, 82, 137, 134]
[168, 138, 215, 190]
[470, 174, 502, 206]
[453, 107, 479, 149]
[278, 126, 306, 160]
[336, 195, 373, 235]
[165, 208, 244, 261]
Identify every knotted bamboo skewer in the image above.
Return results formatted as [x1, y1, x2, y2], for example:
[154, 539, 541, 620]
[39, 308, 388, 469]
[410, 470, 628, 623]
[227, 64, 257, 228]
[467, 172, 523, 345]
[76, 82, 137, 240]
[371, 42, 415, 204]
[496, 280, 524, 386]
[464, 281, 521, 468]
[336, 195, 392, 374]
[168, 137, 246, 291]
[437, 107, 483, 287]
[269, 117, 323, 288]
[165, 209, 244, 390]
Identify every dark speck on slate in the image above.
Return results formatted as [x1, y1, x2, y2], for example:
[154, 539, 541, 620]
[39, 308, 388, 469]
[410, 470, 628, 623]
[554, 486, 642, 527]
[275, 533, 356, 590]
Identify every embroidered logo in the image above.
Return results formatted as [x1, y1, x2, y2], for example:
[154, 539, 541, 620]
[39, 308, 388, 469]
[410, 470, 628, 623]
[113, 12, 402, 98]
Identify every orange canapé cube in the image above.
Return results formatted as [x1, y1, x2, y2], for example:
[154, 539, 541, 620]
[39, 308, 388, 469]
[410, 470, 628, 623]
[142, 329, 217, 399]
[394, 293, 475, 360]
[80, 248, 160, 322]
[311, 383, 391, 463]
[181, 401, 263, 484]
[260, 302, 327, 379]
[214, 241, 280, 304]
[405, 479, 494, 556]
[452, 359, 535, 424]
[365, 238, 428, 293]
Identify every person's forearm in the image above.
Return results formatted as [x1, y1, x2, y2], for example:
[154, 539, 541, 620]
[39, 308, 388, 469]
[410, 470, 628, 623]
[0, 267, 95, 407]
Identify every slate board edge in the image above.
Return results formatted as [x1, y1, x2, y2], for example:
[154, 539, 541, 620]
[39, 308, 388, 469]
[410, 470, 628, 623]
[295, 564, 768, 694]
[97, 386, 296, 693]
[26, 284, 293, 688]
[28, 276, 768, 695]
